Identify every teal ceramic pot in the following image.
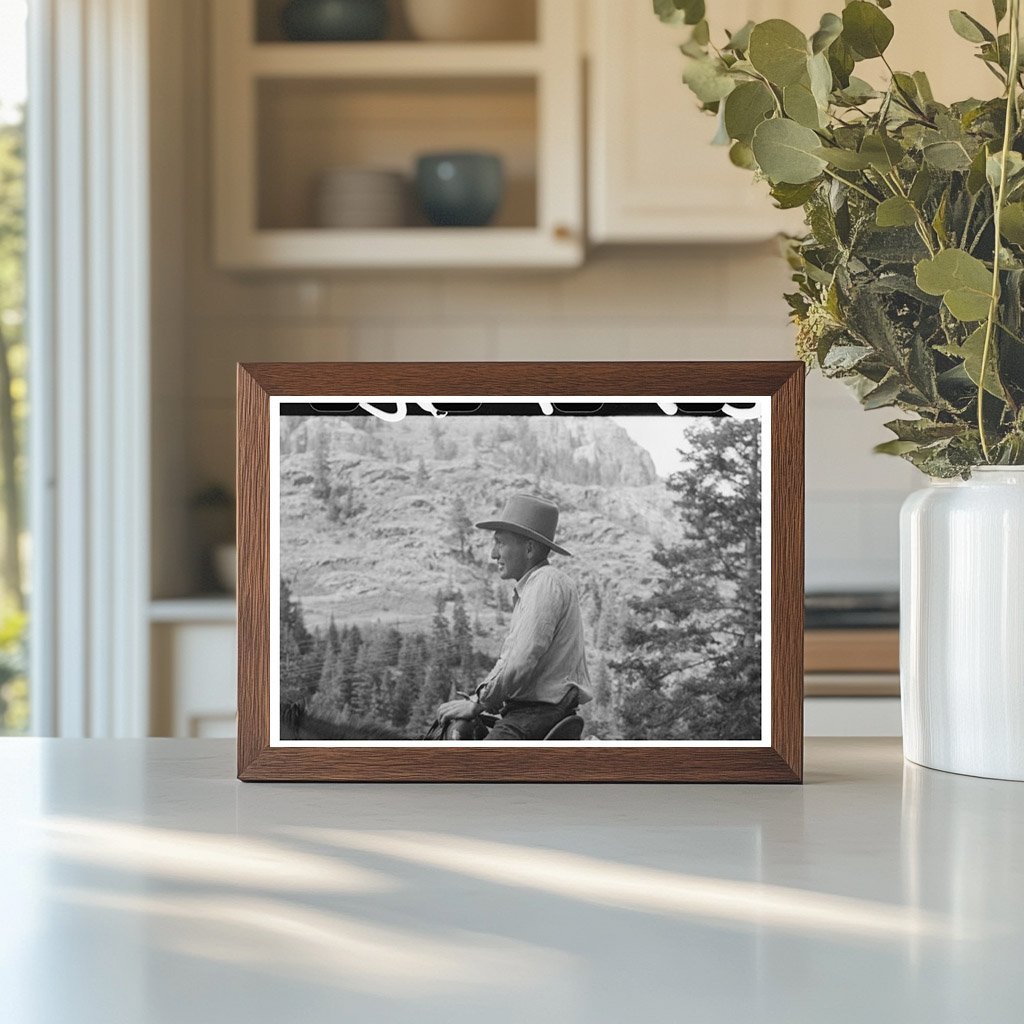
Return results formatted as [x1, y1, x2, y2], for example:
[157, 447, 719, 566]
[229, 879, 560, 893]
[415, 152, 505, 227]
[281, 0, 388, 41]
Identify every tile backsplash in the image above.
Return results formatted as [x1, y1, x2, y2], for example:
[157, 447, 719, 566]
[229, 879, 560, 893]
[181, 246, 917, 593]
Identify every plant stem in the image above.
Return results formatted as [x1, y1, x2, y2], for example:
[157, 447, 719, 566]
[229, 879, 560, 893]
[884, 170, 939, 254]
[822, 167, 880, 205]
[979, 0, 1021, 462]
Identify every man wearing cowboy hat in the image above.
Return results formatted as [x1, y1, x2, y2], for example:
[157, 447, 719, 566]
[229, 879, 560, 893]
[436, 494, 593, 740]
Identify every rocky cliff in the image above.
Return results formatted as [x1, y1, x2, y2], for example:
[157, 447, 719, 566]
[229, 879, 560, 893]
[279, 413, 685, 651]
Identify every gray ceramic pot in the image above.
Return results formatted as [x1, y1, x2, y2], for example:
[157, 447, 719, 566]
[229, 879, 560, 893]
[415, 152, 505, 227]
[281, 0, 388, 41]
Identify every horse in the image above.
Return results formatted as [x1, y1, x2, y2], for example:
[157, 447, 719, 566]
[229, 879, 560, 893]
[280, 701, 409, 741]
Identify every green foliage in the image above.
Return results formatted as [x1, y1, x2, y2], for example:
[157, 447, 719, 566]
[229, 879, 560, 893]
[612, 420, 763, 740]
[663, 0, 1024, 475]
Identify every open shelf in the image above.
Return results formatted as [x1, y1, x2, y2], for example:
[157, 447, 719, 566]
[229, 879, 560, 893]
[249, 41, 544, 77]
[254, 0, 539, 44]
[257, 76, 537, 232]
[212, 0, 582, 268]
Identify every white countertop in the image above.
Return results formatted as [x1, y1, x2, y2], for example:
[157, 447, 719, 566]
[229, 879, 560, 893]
[1, 738, 1021, 1023]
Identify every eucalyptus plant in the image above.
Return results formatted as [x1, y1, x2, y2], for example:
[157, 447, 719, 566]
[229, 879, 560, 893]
[657, 0, 1024, 475]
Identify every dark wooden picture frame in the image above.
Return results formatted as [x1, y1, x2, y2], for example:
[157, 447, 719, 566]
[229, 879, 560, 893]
[237, 362, 804, 782]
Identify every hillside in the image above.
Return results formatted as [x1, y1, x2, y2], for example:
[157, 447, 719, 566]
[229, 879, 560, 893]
[279, 413, 686, 655]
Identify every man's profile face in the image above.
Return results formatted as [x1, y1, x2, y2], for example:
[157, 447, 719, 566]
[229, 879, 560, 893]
[491, 530, 531, 581]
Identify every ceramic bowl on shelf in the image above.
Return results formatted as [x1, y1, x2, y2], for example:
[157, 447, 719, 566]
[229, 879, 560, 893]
[403, 0, 535, 42]
[414, 152, 504, 227]
[280, 0, 388, 42]
[315, 167, 408, 228]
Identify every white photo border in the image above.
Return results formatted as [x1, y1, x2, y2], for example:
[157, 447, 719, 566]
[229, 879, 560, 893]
[269, 395, 772, 748]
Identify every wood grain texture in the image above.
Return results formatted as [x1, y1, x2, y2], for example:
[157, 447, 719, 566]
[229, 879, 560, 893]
[770, 365, 804, 782]
[237, 365, 270, 778]
[236, 361, 805, 783]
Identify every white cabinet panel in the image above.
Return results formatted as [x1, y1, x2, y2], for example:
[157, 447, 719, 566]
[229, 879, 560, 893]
[587, 0, 997, 244]
[151, 621, 236, 738]
[588, 0, 813, 242]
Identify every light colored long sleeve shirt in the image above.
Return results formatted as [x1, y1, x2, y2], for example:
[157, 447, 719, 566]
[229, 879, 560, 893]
[477, 561, 593, 712]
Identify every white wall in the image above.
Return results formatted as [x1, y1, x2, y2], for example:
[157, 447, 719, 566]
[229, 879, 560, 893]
[156, 0, 921, 599]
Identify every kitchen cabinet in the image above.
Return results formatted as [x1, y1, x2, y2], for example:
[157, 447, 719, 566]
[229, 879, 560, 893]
[587, 0, 811, 243]
[150, 601, 237, 738]
[211, 0, 583, 268]
[586, 0, 999, 244]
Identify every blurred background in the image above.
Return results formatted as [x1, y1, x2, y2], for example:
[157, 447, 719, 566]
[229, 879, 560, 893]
[0, 0, 998, 739]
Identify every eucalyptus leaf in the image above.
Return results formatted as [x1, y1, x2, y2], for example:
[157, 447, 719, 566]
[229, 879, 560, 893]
[837, 76, 879, 104]
[913, 71, 935, 104]
[723, 81, 775, 144]
[810, 12, 843, 54]
[813, 146, 872, 170]
[932, 190, 950, 246]
[915, 249, 994, 322]
[724, 20, 755, 53]
[770, 180, 820, 209]
[874, 439, 921, 455]
[653, 0, 705, 26]
[862, 374, 903, 409]
[939, 325, 1006, 398]
[784, 80, 824, 129]
[909, 165, 933, 205]
[948, 10, 994, 44]
[842, 1, 895, 59]
[860, 133, 904, 173]
[729, 140, 758, 169]
[683, 57, 737, 104]
[751, 118, 828, 184]
[1000, 203, 1024, 245]
[876, 197, 918, 228]
[986, 150, 1024, 190]
[922, 140, 973, 171]
[748, 20, 809, 86]
[711, 107, 731, 145]
[808, 52, 833, 110]
[884, 418, 963, 443]
[967, 144, 991, 194]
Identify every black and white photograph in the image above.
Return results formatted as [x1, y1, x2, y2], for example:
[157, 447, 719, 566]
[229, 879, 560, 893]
[270, 397, 770, 745]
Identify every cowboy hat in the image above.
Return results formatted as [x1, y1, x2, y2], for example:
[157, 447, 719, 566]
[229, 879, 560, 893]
[475, 494, 572, 557]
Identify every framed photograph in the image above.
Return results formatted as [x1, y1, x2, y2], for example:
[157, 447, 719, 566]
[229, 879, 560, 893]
[237, 362, 804, 782]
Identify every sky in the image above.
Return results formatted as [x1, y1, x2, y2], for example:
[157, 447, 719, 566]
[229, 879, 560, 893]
[611, 416, 704, 479]
[0, 0, 27, 123]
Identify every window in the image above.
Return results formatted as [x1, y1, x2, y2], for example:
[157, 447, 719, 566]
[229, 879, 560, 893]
[0, 0, 28, 734]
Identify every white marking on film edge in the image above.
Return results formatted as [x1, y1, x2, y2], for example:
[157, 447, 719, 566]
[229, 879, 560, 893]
[324, 398, 763, 422]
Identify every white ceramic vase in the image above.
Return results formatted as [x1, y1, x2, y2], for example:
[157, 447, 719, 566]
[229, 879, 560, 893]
[900, 467, 1024, 781]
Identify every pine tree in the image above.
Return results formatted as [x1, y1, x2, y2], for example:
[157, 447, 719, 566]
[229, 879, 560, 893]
[308, 640, 349, 719]
[612, 418, 762, 740]
[447, 495, 473, 561]
[450, 592, 474, 683]
[393, 631, 428, 727]
[410, 601, 457, 731]
[280, 578, 315, 704]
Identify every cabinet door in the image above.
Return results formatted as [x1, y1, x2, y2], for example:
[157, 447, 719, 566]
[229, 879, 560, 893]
[212, 0, 584, 269]
[588, 0, 812, 242]
[588, 0, 997, 244]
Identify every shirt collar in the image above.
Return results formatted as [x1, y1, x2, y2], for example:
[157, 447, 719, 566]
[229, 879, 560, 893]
[513, 559, 550, 599]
